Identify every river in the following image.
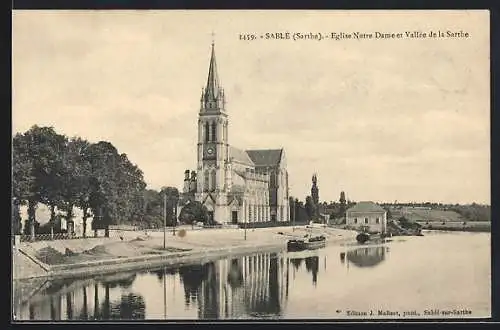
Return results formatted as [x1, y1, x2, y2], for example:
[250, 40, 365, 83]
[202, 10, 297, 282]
[13, 231, 490, 320]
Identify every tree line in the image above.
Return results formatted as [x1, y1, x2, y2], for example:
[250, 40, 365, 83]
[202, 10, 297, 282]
[12, 125, 182, 238]
[289, 191, 355, 224]
[291, 192, 491, 223]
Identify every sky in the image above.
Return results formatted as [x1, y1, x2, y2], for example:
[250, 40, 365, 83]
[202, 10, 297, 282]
[12, 10, 490, 205]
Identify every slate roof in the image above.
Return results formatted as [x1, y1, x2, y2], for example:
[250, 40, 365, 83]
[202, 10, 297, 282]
[233, 170, 246, 179]
[246, 149, 283, 167]
[346, 201, 386, 213]
[204, 43, 220, 100]
[229, 146, 255, 166]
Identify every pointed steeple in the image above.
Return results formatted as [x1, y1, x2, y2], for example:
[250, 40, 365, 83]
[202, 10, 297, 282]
[205, 42, 220, 101]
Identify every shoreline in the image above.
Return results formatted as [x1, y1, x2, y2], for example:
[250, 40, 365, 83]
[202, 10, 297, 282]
[14, 226, 358, 282]
[14, 241, 286, 282]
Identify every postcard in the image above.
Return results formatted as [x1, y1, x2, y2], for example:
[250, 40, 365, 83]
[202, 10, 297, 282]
[11, 10, 491, 321]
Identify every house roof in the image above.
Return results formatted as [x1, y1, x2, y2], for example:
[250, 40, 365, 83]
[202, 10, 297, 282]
[229, 146, 255, 166]
[347, 201, 386, 213]
[246, 149, 283, 167]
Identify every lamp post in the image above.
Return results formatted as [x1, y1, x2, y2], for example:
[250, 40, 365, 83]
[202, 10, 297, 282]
[244, 216, 247, 241]
[163, 266, 167, 319]
[172, 205, 176, 236]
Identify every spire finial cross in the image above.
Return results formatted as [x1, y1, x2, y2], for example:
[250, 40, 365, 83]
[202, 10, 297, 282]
[211, 31, 215, 46]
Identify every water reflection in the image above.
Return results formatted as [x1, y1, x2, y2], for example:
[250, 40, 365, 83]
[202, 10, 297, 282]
[110, 293, 146, 319]
[289, 255, 320, 286]
[14, 234, 491, 320]
[14, 272, 146, 320]
[15, 252, 295, 320]
[344, 246, 388, 268]
[178, 264, 209, 307]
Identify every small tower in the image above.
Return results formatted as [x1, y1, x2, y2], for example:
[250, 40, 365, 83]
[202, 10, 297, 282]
[311, 173, 320, 219]
[189, 170, 197, 193]
[183, 170, 190, 193]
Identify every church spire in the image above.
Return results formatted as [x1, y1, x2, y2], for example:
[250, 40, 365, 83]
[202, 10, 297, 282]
[205, 41, 220, 101]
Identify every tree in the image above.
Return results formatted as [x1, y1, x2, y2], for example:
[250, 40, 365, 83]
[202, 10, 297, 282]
[12, 133, 36, 235]
[13, 126, 151, 239]
[305, 196, 314, 221]
[31, 126, 68, 238]
[86, 141, 147, 237]
[338, 191, 347, 219]
[161, 187, 180, 226]
[385, 207, 393, 220]
[288, 197, 296, 223]
[70, 138, 93, 237]
[114, 153, 147, 225]
[13, 126, 67, 239]
[87, 141, 121, 237]
[141, 189, 163, 228]
[11, 200, 22, 235]
[59, 137, 90, 235]
[179, 201, 208, 226]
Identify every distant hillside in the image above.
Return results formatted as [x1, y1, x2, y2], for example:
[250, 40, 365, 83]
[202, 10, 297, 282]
[390, 209, 464, 222]
[387, 203, 490, 222]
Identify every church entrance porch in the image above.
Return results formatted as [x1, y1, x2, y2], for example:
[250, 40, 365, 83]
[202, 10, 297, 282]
[231, 211, 238, 224]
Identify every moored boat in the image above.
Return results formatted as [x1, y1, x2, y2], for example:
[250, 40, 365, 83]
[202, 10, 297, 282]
[356, 232, 371, 244]
[287, 235, 326, 252]
[287, 239, 306, 252]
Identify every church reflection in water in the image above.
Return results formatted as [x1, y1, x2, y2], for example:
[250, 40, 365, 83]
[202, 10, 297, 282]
[179, 253, 291, 319]
[14, 251, 329, 320]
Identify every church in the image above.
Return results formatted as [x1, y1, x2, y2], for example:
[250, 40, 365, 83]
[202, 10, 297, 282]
[179, 42, 290, 225]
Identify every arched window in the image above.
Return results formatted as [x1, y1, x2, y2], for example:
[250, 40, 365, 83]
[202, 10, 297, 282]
[211, 170, 216, 191]
[376, 218, 380, 224]
[354, 218, 358, 224]
[203, 170, 209, 191]
[205, 122, 210, 142]
[211, 122, 217, 142]
[365, 218, 369, 224]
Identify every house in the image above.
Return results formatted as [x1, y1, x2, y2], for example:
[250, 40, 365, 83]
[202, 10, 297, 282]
[346, 201, 387, 233]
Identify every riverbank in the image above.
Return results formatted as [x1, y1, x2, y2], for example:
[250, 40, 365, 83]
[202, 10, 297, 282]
[13, 226, 357, 281]
[416, 221, 490, 232]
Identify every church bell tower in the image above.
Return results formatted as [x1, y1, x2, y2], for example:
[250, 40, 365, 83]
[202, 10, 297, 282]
[195, 41, 230, 223]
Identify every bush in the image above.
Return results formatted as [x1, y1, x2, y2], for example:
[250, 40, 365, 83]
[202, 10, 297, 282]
[398, 216, 422, 230]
